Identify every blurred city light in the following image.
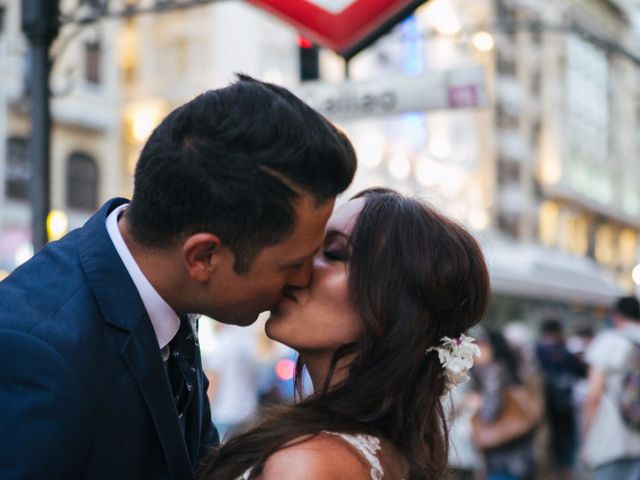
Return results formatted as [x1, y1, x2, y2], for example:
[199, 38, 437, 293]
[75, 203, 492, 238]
[131, 109, 158, 143]
[402, 113, 427, 150]
[633, 264, 640, 286]
[388, 151, 411, 179]
[469, 210, 490, 231]
[14, 242, 34, 267]
[125, 100, 167, 144]
[428, 135, 452, 159]
[539, 200, 560, 247]
[401, 16, 423, 75]
[539, 158, 563, 185]
[471, 31, 495, 52]
[355, 132, 385, 169]
[425, 0, 462, 36]
[595, 224, 615, 266]
[416, 157, 436, 186]
[275, 358, 296, 381]
[439, 167, 464, 196]
[46, 210, 68, 242]
[567, 215, 589, 256]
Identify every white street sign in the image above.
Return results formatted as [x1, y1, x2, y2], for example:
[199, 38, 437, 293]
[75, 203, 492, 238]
[296, 65, 488, 119]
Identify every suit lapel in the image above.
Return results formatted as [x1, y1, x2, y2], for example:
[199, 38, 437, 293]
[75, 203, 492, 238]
[121, 322, 193, 480]
[78, 199, 193, 480]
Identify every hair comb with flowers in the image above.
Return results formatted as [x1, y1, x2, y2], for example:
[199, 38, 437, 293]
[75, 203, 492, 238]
[426, 334, 481, 389]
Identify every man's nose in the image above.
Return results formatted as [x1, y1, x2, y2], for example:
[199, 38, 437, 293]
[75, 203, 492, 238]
[287, 257, 313, 288]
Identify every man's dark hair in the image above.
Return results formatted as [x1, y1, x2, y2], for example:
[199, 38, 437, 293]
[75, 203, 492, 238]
[127, 74, 356, 272]
[615, 296, 640, 322]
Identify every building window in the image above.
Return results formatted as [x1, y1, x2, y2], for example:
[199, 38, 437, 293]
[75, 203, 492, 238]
[496, 103, 519, 129]
[81, 0, 108, 11]
[498, 212, 520, 238]
[497, 159, 521, 184]
[619, 228, 638, 269]
[119, 20, 138, 84]
[6, 137, 29, 201]
[157, 36, 189, 84]
[594, 224, 616, 266]
[67, 152, 98, 210]
[538, 200, 560, 247]
[85, 41, 101, 84]
[496, 0, 516, 23]
[565, 33, 614, 203]
[496, 53, 516, 76]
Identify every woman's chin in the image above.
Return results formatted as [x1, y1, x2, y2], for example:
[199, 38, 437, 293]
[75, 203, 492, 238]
[264, 314, 287, 343]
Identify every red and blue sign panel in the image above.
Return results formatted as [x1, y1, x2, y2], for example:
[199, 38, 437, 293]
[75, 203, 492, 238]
[247, 0, 429, 59]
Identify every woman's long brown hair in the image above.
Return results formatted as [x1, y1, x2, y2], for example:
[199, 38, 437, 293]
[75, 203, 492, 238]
[197, 188, 490, 479]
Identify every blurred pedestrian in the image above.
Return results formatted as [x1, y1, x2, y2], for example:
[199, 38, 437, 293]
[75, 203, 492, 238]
[204, 324, 260, 442]
[582, 296, 640, 480]
[536, 318, 586, 480]
[0, 75, 356, 479]
[503, 322, 541, 388]
[567, 323, 594, 361]
[567, 323, 595, 441]
[471, 328, 541, 480]
[447, 380, 479, 480]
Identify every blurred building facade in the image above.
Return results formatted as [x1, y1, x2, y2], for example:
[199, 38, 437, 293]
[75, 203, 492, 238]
[0, 0, 124, 270]
[0, 0, 639, 315]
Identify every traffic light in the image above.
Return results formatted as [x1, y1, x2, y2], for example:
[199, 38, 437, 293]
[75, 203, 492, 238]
[298, 37, 319, 81]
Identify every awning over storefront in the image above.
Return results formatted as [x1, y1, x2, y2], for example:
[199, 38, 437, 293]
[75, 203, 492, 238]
[481, 235, 622, 307]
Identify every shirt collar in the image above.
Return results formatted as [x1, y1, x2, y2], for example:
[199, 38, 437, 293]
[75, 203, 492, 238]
[106, 204, 180, 351]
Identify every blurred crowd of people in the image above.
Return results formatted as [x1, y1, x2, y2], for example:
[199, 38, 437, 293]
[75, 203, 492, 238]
[448, 295, 640, 480]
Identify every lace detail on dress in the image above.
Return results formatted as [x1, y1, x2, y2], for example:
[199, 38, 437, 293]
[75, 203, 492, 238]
[236, 432, 385, 480]
[322, 431, 384, 480]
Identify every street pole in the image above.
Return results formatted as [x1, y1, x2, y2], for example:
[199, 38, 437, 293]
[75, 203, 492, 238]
[21, 0, 59, 251]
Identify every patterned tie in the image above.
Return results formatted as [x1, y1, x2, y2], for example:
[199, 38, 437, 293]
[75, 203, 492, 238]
[167, 315, 198, 430]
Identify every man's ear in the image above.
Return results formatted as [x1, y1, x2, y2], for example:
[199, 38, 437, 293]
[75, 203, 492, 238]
[182, 233, 228, 282]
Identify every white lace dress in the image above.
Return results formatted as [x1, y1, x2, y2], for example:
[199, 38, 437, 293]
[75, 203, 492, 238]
[238, 432, 384, 479]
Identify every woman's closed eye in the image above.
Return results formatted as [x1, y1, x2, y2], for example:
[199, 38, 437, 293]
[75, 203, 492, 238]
[323, 249, 349, 262]
[322, 230, 352, 262]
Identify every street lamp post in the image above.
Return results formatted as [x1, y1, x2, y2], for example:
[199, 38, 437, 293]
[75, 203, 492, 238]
[21, 0, 59, 251]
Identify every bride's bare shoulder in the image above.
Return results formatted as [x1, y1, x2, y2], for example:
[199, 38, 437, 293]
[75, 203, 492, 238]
[259, 434, 372, 480]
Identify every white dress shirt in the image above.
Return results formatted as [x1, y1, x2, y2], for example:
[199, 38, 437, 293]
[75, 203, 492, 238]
[106, 204, 180, 361]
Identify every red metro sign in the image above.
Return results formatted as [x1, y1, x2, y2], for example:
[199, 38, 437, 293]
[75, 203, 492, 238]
[247, 0, 429, 59]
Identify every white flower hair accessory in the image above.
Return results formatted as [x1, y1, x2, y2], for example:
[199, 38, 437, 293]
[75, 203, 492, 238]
[426, 333, 481, 389]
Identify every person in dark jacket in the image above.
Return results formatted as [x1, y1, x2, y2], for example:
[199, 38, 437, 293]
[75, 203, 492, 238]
[536, 318, 586, 480]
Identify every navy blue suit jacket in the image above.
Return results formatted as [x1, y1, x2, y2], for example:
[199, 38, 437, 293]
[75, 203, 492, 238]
[0, 199, 218, 479]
